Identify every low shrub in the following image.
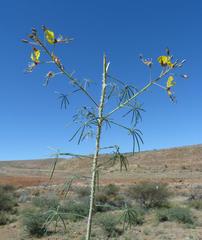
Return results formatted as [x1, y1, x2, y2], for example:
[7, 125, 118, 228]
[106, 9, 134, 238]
[23, 209, 47, 237]
[1, 184, 16, 193]
[75, 186, 90, 198]
[157, 207, 194, 224]
[107, 194, 125, 208]
[0, 185, 17, 212]
[128, 182, 170, 208]
[95, 191, 108, 204]
[32, 193, 59, 210]
[60, 200, 89, 222]
[103, 184, 120, 196]
[189, 186, 202, 201]
[96, 213, 122, 238]
[95, 184, 125, 212]
[0, 212, 10, 225]
[189, 200, 202, 210]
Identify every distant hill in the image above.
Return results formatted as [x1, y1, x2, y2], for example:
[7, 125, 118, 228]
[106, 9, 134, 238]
[0, 144, 202, 188]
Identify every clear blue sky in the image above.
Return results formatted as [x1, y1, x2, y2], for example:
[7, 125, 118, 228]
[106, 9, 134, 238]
[0, 0, 201, 160]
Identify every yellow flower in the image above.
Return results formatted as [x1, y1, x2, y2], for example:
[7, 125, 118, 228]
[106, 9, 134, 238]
[158, 56, 174, 68]
[30, 48, 40, 64]
[166, 76, 176, 88]
[45, 29, 56, 44]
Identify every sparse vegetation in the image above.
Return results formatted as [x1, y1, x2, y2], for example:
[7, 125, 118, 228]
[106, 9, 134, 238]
[0, 212, 16, 226]
[0, 185, 17, 212]
[95, 184, 125, 212]
[22, 208, 47, 237]
[120, 206, 144, 230]
[103, 184, 120, 196]
[189, 187, 202, 201]
[128, 182, 171, 208]
[96, 213, 122, 238]
[1, 184, 16, 192]
[0, 212, 10, 225]
[189, 199, 202, 210]
[60, 200, 89, 221]
[157, 207, 194, 225]
[32, 193, 60, 210]
[75, 186, 90, 198]
[1, 150, 201, 239]
[187, 188, 202, 210]
[0, 184, 17, 227]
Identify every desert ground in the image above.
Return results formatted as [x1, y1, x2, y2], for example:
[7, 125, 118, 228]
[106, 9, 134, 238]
[0, 144, 202, 240]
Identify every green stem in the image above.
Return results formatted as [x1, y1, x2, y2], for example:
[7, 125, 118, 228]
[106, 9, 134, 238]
[86, 54, 108, 240]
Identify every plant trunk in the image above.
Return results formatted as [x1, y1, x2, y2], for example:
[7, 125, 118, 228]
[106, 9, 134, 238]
[86, 54, 107, 240]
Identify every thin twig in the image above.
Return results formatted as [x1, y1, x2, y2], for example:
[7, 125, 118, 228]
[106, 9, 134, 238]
[105, 68, 171, 118]
[37, 38, 99, 107]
